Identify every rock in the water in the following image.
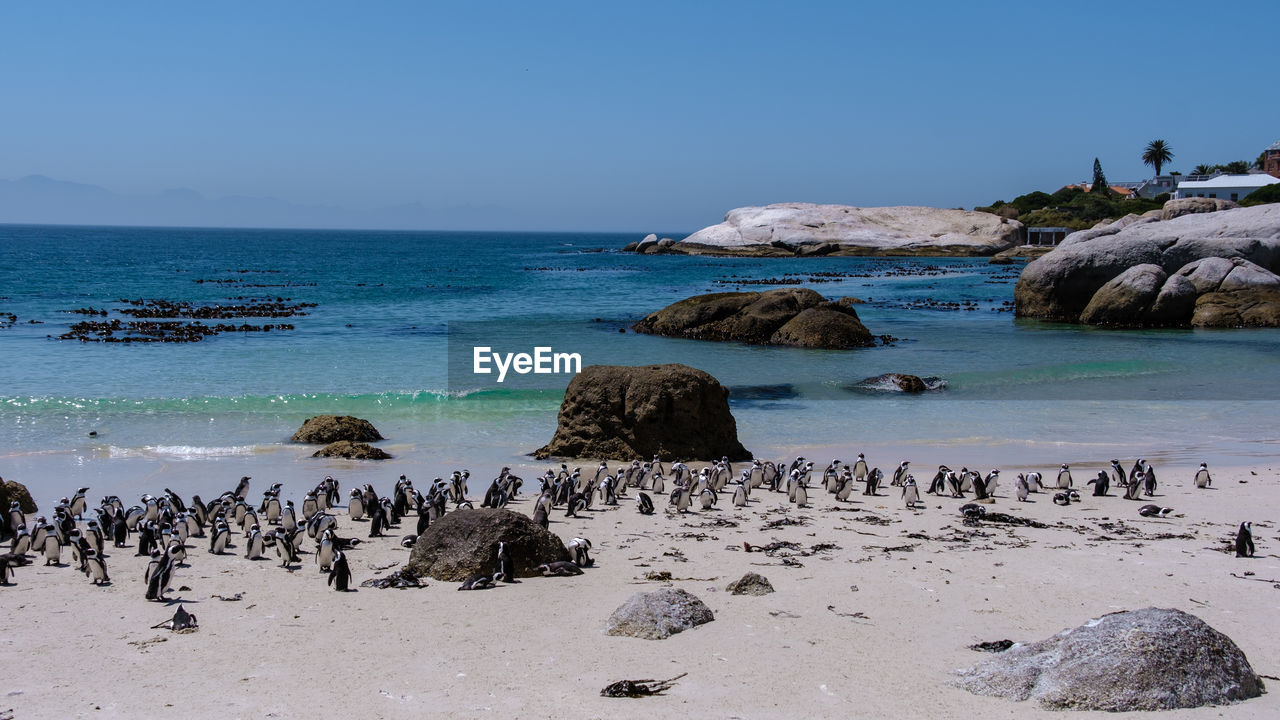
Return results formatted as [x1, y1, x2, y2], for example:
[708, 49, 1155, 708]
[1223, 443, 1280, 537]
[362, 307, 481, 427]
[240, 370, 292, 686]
[1162, 197, 1240, 220]
[534, 364, 750, 461]
[405, 508, 569, 581]
[0, 478, 37, 513]
[604, 588, 715, 639]
[291, 415, 384, 444]
[311, 441, 392, 460]
[848, 373, 946, 393]
[726, 572, 774, 596]
[632, 288, 874, 349]
[1015, 204, 1280, 327]
[672, 203, 1023, 257]
[952, 607, 1265, 711]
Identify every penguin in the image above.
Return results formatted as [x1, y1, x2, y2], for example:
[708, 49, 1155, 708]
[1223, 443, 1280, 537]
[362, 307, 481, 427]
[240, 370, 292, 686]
[42, 531, 61, 566]
[1110, 460, 1126, 486]
[496, 541, 517, 582]
[567, 537, 593, 567]
[865, 468, 883, 496]
[327, 550, 352, 591]
[1142, 463, 1157, 496]
[274, 529, 300, 566]
[650, 472, 664, 495]
[10, 527, 32, 556]
[565, 492, 588, 518]
[834, 470, 853, 502]
[1015, 474, 1030, 502]
[0, 555, 14, 585]
[83, 548, 109, 585]
[901, 476, 920, 509]
[1235, 522, 1255, 557]
[1129, 459, 1144, 485]
[793, 481, 808, 508]
[145, 545, 180, 601]
[209, 519, 230, 555]
[245, 524, 265, 559]
[233, 476, 251, 501]
[699, 487, 718, 510]
[1194, 463, 1212, 489]
[301, 492, 319, 522]
[1025, 471, 1043, 492]
[1123, 473, 1143, 501]
[732, 482, 749, 507]
[1138, 504, 1173, 518]
[537, 561, 583, 576]
[1058, 464, 1073, 489]
[458, 572, 496, 590]
[892, 461, 910, 487]
[670, 484, 691, 513]
[926, 466, 949, 495]
[264, 492, 282, 525]
[8, 501, 26, 537]
[823, 460, 841, 494]
[316, 529, 336, 572]
[946, 471, 964, 499]
[112, 510, 129, 547]
[852, 454, 868, 482]
[636, 492, 654, 516]
[532, 503, 549, 529]
[154, 605, 198, 631]
[368, 505, 386, 538]
[1088, 470, 1110, 496]
[983, 470, 1000, 497]
[960, 503, 986, 521]
[1053, 491, 1071, 506]
[69, 487, 89, 519]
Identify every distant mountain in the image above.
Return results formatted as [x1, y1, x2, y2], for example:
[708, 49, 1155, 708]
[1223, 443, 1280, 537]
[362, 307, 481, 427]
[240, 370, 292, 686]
[0, 175, 523, 231]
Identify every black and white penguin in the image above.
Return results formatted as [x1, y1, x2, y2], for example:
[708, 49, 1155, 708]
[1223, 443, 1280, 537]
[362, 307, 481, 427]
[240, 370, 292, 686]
[1058, 464, 1073, 489]
[902, 476, 920, 509]
[793, 480, 808, 508]
[1052, 491, 1071, 506]
[865, 468, 883, 496]
[0, 555, 14, 585]
[532, 503, 549, 529]
[567, 537, 593, 567]
[852, 454, 868, 482]
[316, 528, 336, 572]
[699, 486, 718, 510]
[209, 519, 230, 555]
[636, 492, 654, 516]
[1142, 463, 1157, 496]
[496, 541, 517, 582]
[42, 529, 61, 566]
[10, 527, 32, 556]
[83, 548, 109, 585]
[458, 572, 496, 590]
[7, 501, 26, 538]
[892, 461, 910, 487]
[537, 561, 583, 576]
[368, 505, 386, 538]
[565, 492, 588, 518]
[1088, 470, 1110, 496]
[145, 545, 180, 601]
[327, 550, 352, 591]
[1015, 473, 1030, 502]
[1235, 522, 1255, 557]
[245, 524, 265, 559]
[1137, 504, 1173, 518]
[959, 503, 986, 520]
[69, 487, 89, 519]
[732, 481, 749, 507]
[1194, 463, 1212, 489]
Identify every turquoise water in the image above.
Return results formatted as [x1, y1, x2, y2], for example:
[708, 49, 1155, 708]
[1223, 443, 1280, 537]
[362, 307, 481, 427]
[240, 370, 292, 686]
[2, 224, 1279, 505]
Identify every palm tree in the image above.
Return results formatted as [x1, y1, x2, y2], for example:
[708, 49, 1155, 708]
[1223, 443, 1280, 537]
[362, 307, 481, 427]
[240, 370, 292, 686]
[1222, 160, 1250, 174]
[1193, 164, 1215, 176]
[1142, 139, 1173, 177]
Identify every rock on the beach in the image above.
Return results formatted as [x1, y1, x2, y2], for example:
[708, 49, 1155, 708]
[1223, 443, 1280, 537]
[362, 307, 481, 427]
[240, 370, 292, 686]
[1162, 197, 1239, 220]
[605, 588, 715, 639]
[1015, 204, 1280, 327]
[952, 607, 1266, 711]
[291, 415, 384, 444]
[726, 572, 774, 596]
[631, 288, 874, 349]
[0, 478, 37, 513]
[405, 508, 569, 581]
[534, 364, 750, 461]
[669, 203, 1023, 257]
[311, 441, 392, 460]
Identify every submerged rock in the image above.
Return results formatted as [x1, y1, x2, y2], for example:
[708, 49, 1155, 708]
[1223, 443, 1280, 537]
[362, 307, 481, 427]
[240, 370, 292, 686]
[726, 572, 774, 596]
[605, 588, 715, 639]
[952, 607, 1266, 711]
[534, 364, 750, 461]
[311, 441, 392, 460]
[632, 288, 874, 349]
[848, 374, 946, 394]
[292, 415, 384, 444]
[405, 508, 569, 581]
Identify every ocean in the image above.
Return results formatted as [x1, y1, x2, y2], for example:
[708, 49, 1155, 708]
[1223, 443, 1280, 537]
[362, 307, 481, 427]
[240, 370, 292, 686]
[3, 223, 1279, 507]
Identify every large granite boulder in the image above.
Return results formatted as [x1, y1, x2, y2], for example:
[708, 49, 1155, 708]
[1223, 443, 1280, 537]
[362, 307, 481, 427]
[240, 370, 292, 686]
[661, 204, 1022, 257]
[1162, 197, 1239, 220]
[952, 607, 1265, 711]
[632, 288, 874, 349]
[405, 508, 570, 581]
[0, 478, 37, 513]
[1015, 204, 1280, 327]
[534, 364, 750, 461]
[604, 588, 715, 639]
[311, 441, 392, 460]
[291, 415, 383, 444]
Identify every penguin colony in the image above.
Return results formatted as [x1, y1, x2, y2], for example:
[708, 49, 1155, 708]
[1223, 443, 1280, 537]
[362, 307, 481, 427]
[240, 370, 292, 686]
[0, 456, 1257, 597]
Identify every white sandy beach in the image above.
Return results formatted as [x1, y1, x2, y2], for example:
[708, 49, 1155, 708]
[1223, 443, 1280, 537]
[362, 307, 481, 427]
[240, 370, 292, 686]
[2, 457, 1278, 720]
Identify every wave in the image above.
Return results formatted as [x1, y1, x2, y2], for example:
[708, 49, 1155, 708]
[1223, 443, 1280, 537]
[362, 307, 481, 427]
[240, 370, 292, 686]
[106, 444, 264, 460]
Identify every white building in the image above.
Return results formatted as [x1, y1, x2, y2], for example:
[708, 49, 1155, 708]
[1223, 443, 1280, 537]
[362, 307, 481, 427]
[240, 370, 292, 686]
[1175, 174, 1279, 202]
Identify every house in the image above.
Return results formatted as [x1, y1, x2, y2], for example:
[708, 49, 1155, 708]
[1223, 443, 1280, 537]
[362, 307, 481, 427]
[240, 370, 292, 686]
[1265, 139, 1280, 179]
[1133, 175, 1180, 199]
[1175, 174, 1279, 202]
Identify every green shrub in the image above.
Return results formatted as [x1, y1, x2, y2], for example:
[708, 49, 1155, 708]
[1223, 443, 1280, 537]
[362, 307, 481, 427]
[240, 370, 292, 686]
[1241, 183, 1280, 207]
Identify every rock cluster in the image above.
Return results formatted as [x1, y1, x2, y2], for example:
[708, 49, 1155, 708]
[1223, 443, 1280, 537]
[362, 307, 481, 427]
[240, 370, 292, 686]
[632, 288, 874, 349]
[1015, 204, 1280, 327]
[534, 364, 750, 461]
[311, 441, 392, 460]
[952, 607, 1265, 711]
[604, 588, 715, 639]
[405, 509, 570, 581]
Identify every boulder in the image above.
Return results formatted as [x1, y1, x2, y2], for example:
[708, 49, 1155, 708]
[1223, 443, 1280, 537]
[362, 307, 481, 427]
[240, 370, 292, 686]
[1078, 264, 1167, 326]
[1193, 287, 1280, 328]
[292, 415, 383, 444]
[534, 364, 750, 461]
[1162, 197, 1239, 220]
[604, 588, 715, 639]
[405, 508, 570, 581]
[952, 607, 1265, 711]
[311, 441, 392, 460]
[0, 478, 37, 513]
[848, 374, 946, 393]
[631, 288, 874, 349]
[726, 572, 774, 596]
[673, 204, 1022, 257]
[1015, 204, 1280, 327]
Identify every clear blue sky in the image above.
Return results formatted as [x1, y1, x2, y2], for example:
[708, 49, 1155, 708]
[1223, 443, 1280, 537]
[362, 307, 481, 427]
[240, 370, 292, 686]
[2, 1, 1277, 232]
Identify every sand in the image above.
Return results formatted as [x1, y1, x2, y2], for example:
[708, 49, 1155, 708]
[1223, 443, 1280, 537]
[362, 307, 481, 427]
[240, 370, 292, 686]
[2, 458, 1278, 720]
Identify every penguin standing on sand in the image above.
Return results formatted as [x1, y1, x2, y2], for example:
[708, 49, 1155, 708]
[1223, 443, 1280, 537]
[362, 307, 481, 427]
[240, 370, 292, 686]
[145, 545, 180, 601]
[496, 541, 517, 582]
[1235, 522, 1255, 557]
[83, 548, 109, 585]
[1015, 474, 1030, 502]
[328, 550, 352, 591]
[10, 527, 31, 556]
[865, 468, 883, 496]
[42, 528, 61, 566]
[1058, 464, 1074, 489]
[902, 476, 921, 509]
[245, 524, 265, 560]
[852, 454, 868, 483]
[892, 461, 910, 488]
[1088, 470, 1110, 496]
[1142, 463, 1158, 496]
[1194, 463, 1212, 489]
[0, 555, 15, 585]
[209, 518, 231, 554]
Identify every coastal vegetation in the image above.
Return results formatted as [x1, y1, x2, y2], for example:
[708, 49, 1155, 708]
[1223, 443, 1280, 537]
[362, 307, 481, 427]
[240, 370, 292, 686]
[976, 186, 1165, 231]
[1241, 182, 1280, 207]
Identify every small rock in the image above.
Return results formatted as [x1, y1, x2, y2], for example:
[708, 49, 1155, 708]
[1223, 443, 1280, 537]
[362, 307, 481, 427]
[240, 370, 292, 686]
[726, 572, 775, 596]
[605, 588, 714, 640]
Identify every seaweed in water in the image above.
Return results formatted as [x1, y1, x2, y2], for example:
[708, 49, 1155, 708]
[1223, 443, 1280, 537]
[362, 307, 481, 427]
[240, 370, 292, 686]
[601, 673, 687, 698]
